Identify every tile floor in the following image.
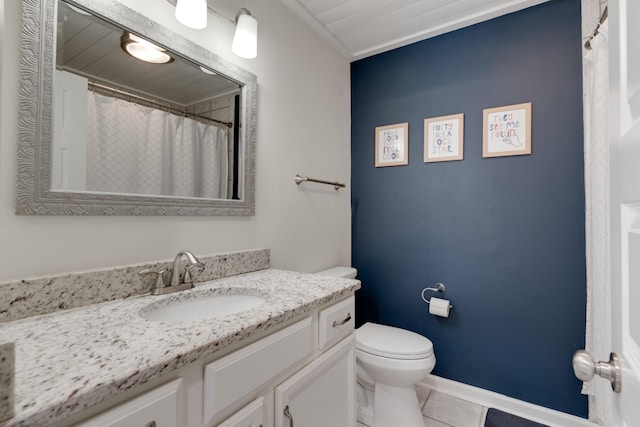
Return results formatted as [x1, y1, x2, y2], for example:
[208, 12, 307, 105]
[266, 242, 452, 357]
[357, 384, 488, 427]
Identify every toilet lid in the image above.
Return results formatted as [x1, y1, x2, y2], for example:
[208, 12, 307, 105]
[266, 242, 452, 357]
[356, 322, 434, 360]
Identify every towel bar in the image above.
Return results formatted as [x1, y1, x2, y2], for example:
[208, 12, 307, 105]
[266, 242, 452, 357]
[294, 174, 346, 190]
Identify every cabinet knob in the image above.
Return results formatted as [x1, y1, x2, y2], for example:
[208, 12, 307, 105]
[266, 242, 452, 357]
[144, 422, 156, 427]
[283, 405, 294, 427]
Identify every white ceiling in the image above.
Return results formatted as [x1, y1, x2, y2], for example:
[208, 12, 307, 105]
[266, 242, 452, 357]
[279, 0, 551, 60]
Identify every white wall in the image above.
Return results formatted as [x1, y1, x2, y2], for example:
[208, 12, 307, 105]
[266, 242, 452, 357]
[0, 0, 351, 281]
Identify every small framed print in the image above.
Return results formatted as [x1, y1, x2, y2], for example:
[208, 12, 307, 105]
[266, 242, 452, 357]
[483, 102, 532, 158]
[375, 122, 409, 167]
[424, 113, 464, 163]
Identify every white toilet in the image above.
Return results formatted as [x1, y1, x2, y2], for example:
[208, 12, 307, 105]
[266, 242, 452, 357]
[316, 267, 436, 427]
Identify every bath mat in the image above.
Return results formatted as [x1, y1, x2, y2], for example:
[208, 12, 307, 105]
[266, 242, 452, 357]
[484, 408, 549, 427]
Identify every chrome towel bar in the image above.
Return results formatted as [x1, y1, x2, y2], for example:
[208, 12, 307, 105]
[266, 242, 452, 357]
[294, 174, 346, 190]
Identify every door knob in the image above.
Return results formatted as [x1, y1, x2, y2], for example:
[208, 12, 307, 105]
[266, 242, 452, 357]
[572, 350, 622, 393]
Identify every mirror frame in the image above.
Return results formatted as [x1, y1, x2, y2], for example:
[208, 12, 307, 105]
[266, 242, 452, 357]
[16, 0, 257, 215]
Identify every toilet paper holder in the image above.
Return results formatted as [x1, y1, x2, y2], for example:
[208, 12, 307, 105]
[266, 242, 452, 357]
[421, 283, 453, 308]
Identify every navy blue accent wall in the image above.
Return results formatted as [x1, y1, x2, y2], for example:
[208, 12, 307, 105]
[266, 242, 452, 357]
[351, 0, 587, 418]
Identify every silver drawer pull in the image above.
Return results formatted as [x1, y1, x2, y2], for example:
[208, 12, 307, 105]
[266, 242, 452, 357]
[332, 313, 352, 327]
[284, 405, 294, 427]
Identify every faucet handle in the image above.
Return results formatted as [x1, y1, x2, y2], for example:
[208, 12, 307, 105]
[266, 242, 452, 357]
[139, 269, 167, 291]
[183, 264, 202, 284]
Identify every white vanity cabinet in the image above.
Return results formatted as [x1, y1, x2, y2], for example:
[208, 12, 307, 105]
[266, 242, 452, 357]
[208, 296, 356, 427]
[269, 295, 357, 426]
[64, 295, 356, 427]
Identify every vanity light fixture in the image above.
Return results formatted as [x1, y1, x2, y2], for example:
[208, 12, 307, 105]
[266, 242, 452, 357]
[120, 33, 174, 64]
[167, 0, 258, 59]
[175, 0, 207, 29]
[231, 9, 258, 59]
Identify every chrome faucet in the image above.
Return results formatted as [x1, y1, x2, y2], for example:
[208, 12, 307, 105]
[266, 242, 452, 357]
[170, 250, 204, 287]
[139, 250, 204, 296]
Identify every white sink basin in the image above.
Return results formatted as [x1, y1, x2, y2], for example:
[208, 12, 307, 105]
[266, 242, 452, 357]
[140, 292, 267, 322]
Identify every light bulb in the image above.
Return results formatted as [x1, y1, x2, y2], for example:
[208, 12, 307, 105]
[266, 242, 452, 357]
[232, 11, 257, 59]
[175, 0, 207, 30]
[121, 33, 174, 64]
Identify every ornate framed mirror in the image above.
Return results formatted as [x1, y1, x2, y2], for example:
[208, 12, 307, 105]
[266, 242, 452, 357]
[17, 0, 257, 215]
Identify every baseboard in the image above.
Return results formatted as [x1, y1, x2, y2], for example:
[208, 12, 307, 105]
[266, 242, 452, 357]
[418, 375, 600, 427]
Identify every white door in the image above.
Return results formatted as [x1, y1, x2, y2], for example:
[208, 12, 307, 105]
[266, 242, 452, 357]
[607, 0, 640, 425]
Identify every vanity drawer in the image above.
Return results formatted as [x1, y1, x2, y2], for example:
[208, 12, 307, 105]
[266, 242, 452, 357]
[74, 378, 182, 427]
[318, 296, 355, 350]
[203, 317, 313, 425]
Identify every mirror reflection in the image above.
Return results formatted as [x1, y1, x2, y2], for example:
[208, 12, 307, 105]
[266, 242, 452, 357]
[53, 0, 242, 200]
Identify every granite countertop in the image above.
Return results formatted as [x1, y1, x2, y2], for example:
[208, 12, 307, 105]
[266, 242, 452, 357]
[0, 269, 360, 427]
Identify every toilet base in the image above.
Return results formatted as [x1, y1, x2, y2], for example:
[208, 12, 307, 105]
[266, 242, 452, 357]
[357, 382, 374, 425]
[374, 383, 424, 427]
[358, 383, 424, 427]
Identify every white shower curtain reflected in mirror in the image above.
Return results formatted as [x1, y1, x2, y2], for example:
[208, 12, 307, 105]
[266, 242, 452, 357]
[85, 92, 229, 199]
[582, 18, 610, 425]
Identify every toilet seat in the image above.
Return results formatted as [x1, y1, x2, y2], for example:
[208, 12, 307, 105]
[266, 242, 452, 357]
[356, 322, 434, 360]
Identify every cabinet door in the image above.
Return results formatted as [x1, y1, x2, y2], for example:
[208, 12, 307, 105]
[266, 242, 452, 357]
[74, 379, 182, 427]
[216, 397, 264, 427]
[274, 335, 355, 427]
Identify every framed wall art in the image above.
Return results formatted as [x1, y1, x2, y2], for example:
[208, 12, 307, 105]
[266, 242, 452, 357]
[483, 102, 532, 158]
[375, 122, 409, 167]
[424, 113, 464, 162]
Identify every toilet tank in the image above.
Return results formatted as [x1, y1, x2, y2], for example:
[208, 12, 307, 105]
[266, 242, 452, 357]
[315, 266, 357, 279]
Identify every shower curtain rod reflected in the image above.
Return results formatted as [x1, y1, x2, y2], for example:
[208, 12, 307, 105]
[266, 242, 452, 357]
[87, 81, 233, 128]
